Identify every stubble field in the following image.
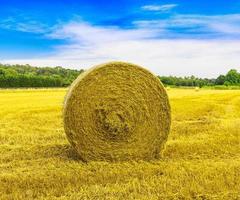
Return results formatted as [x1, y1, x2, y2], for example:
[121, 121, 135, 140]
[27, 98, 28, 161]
[0, 88, 239, 199]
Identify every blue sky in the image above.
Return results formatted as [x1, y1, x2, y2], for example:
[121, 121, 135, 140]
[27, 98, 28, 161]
[0, 0, 240, 77]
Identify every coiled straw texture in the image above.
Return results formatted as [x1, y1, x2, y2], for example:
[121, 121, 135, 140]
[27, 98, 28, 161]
[63, 62, 171, 161]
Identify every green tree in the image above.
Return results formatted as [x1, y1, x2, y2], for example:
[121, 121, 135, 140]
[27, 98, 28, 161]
[215, 75, 226, 85]
[224, 69, 240, 85]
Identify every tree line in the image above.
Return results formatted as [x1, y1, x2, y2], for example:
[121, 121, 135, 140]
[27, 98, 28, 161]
[0, 64, 239, 88]
[0, 64, 83, 88]
[159, 69, 240, 87]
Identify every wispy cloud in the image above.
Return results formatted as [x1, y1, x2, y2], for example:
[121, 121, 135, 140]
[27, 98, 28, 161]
[141, 4, 178, 12]
[3, 17, 240, 77]
[2, 12, 240, 39]
[47, 21, 161, 44]
[1, 12, 240, 77]
[14, 20, 162, 49]
[0, 17, 49, 33]
[134, 14, 240, 38]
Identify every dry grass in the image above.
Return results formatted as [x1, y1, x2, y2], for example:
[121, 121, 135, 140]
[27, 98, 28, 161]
[0, 88, 239, 200]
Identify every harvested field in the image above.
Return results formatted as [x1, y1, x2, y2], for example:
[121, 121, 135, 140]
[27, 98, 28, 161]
[0, 88, 239, 199]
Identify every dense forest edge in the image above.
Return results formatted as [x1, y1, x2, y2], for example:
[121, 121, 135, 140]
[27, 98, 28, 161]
[0, 63, 239, 88]
[0, 64, 83, 88]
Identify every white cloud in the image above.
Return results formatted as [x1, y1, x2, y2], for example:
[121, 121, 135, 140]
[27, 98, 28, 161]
[47, 21, 161, 44]
[2, 20, 240, 78]
[142, 4, 178, 12]
[134, 14, 240, 38]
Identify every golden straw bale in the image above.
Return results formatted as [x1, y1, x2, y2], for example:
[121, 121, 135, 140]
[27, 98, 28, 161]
[63, 62, 171, 161]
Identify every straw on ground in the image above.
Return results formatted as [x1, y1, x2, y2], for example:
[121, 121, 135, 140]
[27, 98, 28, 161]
[0, 88, 239, 199]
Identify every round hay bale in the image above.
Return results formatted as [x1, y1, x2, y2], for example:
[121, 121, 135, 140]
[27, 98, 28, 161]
[63, 62, 171, 161]
[195, 87, 200, 91]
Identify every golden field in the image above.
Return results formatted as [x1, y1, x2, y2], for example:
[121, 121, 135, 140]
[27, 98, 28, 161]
[0, 88, 239, 200]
